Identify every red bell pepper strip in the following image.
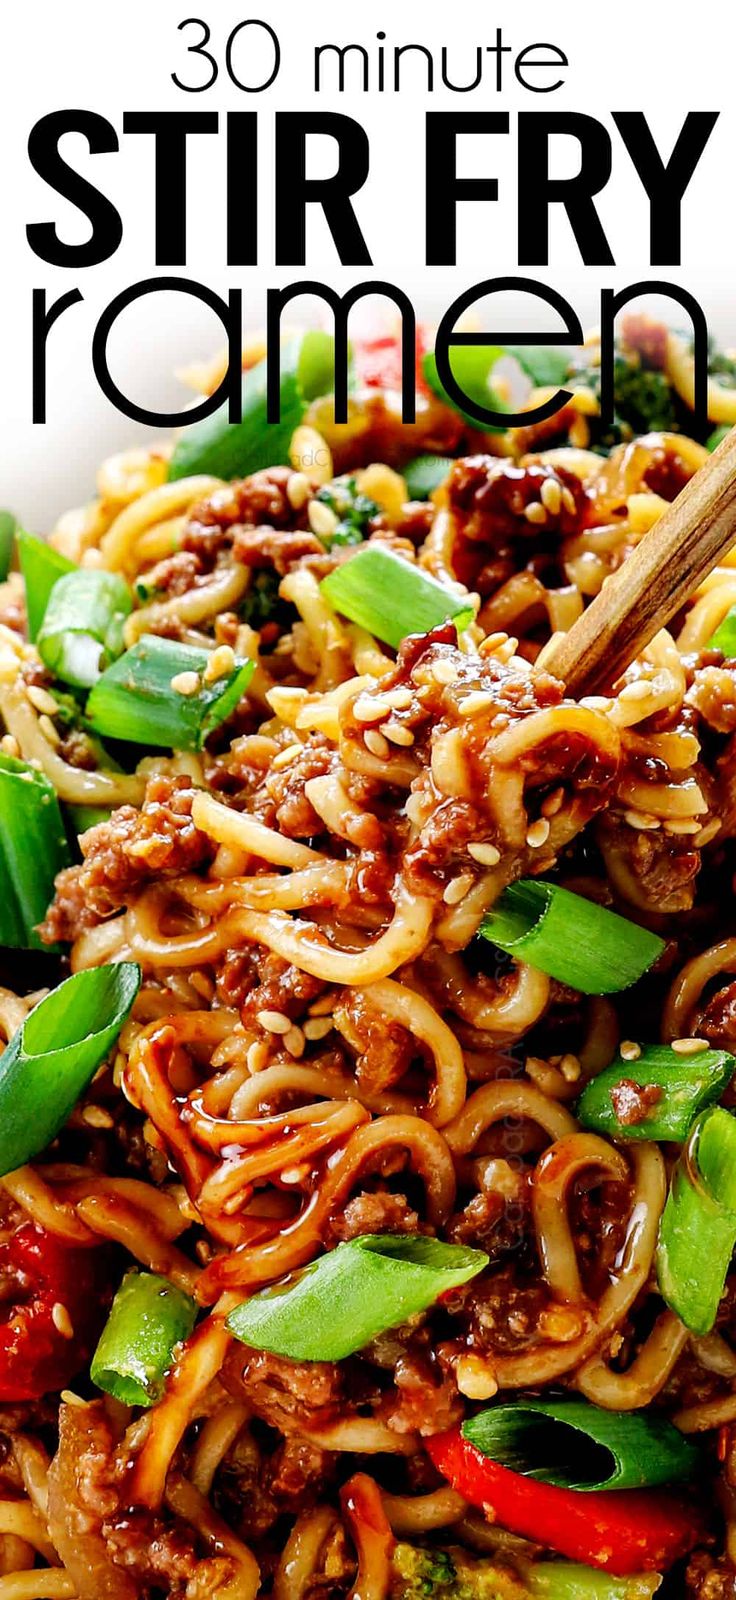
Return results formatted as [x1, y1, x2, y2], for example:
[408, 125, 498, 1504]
[0, 1223, 109, 1400]
[426, 1428, 706, 1576]
[352, 324, 432, 396]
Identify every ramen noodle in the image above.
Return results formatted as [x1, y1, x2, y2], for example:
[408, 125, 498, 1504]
[0, 313, 735, 1598]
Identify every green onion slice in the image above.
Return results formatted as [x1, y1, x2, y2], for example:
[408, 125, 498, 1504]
[480, 881, 665, 996]
[17, 530, 76, 641]
[708, 604, 736, 657]
[320, 545, 474, 651]
[0, 963, 140, 1178]
[707, 424, 731, 452]
[576, 1044, 735, 1142]
[0, 753, 71, 950]
[463, 1397, 699, 1493]
[227, 1234, 488, 1361]
[91, 1269, 197, 1407]
[37, 570, 133, 688]
[656, 1106, 736, 1334]
[85, 635, 255, 750]
[423, 344, 508, 431]
[404, 455, 454, 501]
[168, 332, 338, 482]
[64, 803, 113, 837]
[503, 346, 572, 388]
[0, 512, 16, 582]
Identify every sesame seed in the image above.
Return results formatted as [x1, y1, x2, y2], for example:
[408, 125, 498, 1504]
[540, 477, 562, 516]
[455, 1355, 498, 1401]
[495, 637, 519, 664]
[27, 685, 59, 716]
[526, 818, 550, 848]
[303, 1016, 334, 1042]
[286, 471, 311, 511]
[364, 728, 390, 759]
[283, 1025, 305, 1058]
[619, 679, 652, 703]
[308, 500, 339, 539]
[383, 722, 415, 747]
[561, 487, 578, 517]
[467, 842, 501, 866]
[560, 1053, 581, 1083]
[459, 691, 496, 718]
[620, 1040, 642, 1062]
[430, 659, 459, 686]
[246, 1040, 270, 1074]
[171, 671, 201, 696]
[308, 992, 337, 1016]
[82, 1105, 114, 1129]
[443, 873, 475, 905]
[580, 695, 615, 713]
[624, 809, 661, 831]
[385, 689, 413, 711]
[541, 787, 565, 818]
[256, 1009, 292, 1035]
[271, 743, 302, 770]
[479, 631, 510, 657]
[671, 1037, 709, 1056]
[203, 644, 236, 684]
[280, 1164, 310, 1185]
[52, 1303, 74, 1339]
[524, 501, 547, 526]
[353, 693, 391, 724]
[663, 819, 702, 836]
[0, 735, 20, 758]
[60, 1390, 86, 1407]
[38, 714, 60, 746]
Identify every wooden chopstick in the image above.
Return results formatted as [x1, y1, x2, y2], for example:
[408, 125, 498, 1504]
[543, 427, 736, 695]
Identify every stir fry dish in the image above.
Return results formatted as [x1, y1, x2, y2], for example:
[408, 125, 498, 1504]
[3, 314, 736, 1599]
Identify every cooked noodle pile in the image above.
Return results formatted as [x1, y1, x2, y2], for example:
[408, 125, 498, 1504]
[2, 315, 736, 1598]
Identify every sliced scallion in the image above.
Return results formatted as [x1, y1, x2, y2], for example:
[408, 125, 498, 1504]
[404, 455, 454, 501]
[656, 1106, 736, 1334]
[707, 425, 731, 452]
[480, 881, 665, 996]
[168, 332, 338, 482]
[37, 570, 133, 688]
[0, 963, 140, 1177]
[0, 753, 71, 950]
[227, 1234, 488, 1361]
[708, 604, 736, 657]
[576, 1044, 735, 1142]
[463, 1397, 699, 1493]
[320, 545, 474, 651]
[91, 1269, 197, 1407]
[85, 635, 255, 750]
[0, 512, 16, 582]
[423, 344, 508, 430]
[16, 530, 76, 641]
[503, 346, 572, 388]
[64, 803, 113, 836]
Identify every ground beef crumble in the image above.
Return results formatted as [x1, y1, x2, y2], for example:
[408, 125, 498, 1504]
[40, 775, 214, 944]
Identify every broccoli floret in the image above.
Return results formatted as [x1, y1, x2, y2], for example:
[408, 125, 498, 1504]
[390, 1542, 528, 1599]
[567, 351, 678, 451]
[315, 476, 380, 548]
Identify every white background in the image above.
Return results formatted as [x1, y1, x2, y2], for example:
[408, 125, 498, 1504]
[2, 0, 735, 525]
